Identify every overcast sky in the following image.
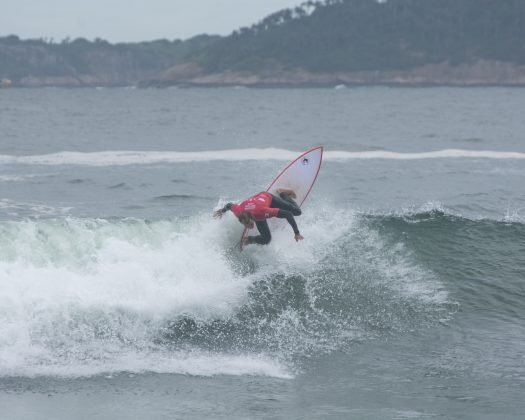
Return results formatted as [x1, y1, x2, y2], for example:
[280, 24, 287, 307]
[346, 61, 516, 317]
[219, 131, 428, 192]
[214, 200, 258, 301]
[0, 0, 302, 42]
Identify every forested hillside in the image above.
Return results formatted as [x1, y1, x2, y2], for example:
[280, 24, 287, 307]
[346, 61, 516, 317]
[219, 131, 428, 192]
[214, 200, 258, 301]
[198, 0, 525, 73]
[0, 35, 218, 86]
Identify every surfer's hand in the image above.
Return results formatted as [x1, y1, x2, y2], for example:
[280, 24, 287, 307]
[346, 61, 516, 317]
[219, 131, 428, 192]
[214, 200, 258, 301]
[213, 209, 224, 219]
[294, 234, 304, 242]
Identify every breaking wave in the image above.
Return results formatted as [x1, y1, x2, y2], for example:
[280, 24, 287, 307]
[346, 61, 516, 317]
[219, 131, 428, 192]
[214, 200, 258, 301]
[0, 204, 476, 379]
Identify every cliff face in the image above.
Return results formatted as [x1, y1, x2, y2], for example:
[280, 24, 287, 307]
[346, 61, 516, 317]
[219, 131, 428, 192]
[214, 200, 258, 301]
[144, 60, 525, 87]
[9, 53, 525, 88]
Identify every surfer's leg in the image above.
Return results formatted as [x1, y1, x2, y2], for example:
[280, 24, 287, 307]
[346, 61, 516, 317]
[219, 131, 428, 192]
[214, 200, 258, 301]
[270, 193, 301, 216]
[246, 220, 272, 245]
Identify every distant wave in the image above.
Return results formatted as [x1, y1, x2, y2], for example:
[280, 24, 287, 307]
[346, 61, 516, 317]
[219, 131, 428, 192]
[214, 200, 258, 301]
[0, 175, 26, 182]
[153, 194, 200, 200]
[0, 148, 524, 166]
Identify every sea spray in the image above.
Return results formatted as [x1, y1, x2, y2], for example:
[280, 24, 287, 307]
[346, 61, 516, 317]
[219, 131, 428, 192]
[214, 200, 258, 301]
[0, 206, 451, 378]
[0, 216, 256, 377]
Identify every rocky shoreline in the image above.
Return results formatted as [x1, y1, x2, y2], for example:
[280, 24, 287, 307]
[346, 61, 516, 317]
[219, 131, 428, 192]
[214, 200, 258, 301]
[4, 60, 525, 88]
[139, 60, 525, 88]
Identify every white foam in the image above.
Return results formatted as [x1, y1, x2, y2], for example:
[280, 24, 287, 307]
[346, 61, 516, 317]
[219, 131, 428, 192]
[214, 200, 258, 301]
[0, 216, 265, 378]
[0, 175, 25, 182]
[327, 149, 525, 160]
[0, 148, 524, 166]
[503, 207, 524, 224]
[1, 350, 292, 379]
[0, 198, 72, 217]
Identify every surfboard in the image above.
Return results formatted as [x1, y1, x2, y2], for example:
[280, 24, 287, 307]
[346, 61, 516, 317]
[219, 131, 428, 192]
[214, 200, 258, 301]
[240, 146, 323, 250]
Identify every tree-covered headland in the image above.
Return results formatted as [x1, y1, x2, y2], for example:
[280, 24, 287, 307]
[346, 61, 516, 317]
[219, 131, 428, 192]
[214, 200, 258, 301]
[198, 0, 525, 73]
[1, 0, 524, 86]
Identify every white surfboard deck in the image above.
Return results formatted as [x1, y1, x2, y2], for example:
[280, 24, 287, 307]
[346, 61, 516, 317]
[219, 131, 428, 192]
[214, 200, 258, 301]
[240, 146, 323, 251]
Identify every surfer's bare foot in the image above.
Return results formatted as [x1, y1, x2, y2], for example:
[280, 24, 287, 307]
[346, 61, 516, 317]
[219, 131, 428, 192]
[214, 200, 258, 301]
[277, 188, 297, 199]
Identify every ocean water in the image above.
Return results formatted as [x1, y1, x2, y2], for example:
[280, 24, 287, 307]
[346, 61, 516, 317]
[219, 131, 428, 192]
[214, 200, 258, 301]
[0, 87, 524, 419]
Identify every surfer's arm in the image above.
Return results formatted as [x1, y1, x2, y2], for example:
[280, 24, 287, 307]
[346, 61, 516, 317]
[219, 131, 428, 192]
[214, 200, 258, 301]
[276, 210, 300, 236]
[213, 203, 232, 218]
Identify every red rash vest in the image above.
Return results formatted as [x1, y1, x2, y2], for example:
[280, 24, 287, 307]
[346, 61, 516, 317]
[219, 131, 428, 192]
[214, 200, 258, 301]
[230, 192, 279, 221]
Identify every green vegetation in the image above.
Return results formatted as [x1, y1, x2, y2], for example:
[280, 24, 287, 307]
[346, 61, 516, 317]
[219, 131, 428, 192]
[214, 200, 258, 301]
[198, 0, 525, 72]
[0, 35, 219, 83]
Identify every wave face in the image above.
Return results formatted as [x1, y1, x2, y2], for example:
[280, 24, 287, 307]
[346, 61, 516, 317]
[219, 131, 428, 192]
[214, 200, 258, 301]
[1, 148, 525, 166]
[366, 208, 525, 316]
[0, 205, 462, 379]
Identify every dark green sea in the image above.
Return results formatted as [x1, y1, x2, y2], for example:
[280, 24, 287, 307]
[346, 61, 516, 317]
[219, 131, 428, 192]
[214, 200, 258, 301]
[0, 87, 524, 419]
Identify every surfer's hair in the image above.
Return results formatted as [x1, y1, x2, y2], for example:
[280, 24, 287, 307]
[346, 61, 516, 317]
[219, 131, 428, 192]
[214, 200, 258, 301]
[238, 212, 254, 224]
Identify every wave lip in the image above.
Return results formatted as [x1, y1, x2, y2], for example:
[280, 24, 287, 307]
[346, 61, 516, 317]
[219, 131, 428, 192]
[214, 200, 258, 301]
[0, 148, 524, 166]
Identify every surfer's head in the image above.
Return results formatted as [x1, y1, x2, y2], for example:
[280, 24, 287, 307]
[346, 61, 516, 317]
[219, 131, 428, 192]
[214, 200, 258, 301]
[238, 212, 255, 229]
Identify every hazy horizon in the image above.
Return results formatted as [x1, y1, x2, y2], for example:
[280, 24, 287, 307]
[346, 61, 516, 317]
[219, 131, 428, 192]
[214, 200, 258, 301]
[0, 0, 302, 42]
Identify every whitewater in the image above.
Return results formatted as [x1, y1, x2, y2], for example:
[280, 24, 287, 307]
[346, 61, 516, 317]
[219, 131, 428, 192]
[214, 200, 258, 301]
[0, 204, 451, 379]
[1, 148, 525, 166]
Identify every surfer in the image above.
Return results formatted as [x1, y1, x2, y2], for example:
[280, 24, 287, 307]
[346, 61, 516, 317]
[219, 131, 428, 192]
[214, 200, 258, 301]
[214, 189, 304, 245]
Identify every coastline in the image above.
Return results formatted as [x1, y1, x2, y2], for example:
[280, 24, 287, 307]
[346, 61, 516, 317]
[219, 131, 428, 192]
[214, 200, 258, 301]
[4, 60, 525, 88]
